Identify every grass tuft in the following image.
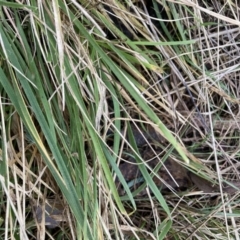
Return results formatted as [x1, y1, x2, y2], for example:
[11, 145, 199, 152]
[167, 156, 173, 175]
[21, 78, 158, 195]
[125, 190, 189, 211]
[0, 0, 240, 239]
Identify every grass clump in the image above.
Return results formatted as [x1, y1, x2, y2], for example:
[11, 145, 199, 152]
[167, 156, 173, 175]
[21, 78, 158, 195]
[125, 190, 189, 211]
[0, 0, 240, 239]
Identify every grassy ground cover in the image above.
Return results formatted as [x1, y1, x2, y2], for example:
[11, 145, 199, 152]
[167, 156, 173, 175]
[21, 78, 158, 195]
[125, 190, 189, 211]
[0, 0, 240, 239]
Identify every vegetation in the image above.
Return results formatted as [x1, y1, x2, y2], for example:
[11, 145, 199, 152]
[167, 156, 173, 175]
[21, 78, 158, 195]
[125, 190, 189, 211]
[0, 0, 240, 239]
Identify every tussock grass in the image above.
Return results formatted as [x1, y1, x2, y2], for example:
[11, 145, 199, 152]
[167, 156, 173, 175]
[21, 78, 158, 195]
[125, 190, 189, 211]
[0, 0, 240, 239]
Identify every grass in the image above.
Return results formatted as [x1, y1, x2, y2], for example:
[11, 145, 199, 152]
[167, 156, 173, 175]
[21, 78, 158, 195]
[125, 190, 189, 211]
[0, 0, 240, 239]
